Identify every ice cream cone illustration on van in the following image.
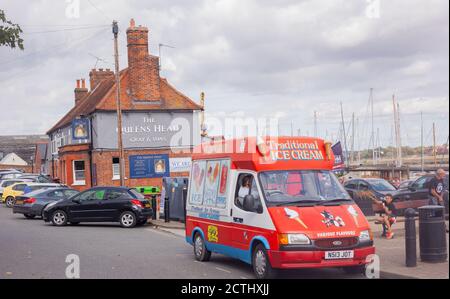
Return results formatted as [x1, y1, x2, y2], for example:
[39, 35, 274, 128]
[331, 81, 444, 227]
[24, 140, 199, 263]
[284, 207, 308, 229]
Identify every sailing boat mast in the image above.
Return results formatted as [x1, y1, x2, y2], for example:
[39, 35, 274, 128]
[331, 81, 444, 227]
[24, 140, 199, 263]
[340, 102, 349, 168]
[421, 112, 424, 172]
[397, 102, 403, 167]
[370, 88, 375, 165]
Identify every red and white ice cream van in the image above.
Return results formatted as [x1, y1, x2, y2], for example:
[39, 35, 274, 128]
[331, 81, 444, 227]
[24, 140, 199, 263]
[185, 136, 375, 278]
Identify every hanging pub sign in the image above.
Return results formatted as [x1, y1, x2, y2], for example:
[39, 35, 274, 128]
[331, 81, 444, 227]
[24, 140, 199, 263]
[72, 118, 90, 140]
[332, 141, 345, 170]
[129, 154, 170, 179]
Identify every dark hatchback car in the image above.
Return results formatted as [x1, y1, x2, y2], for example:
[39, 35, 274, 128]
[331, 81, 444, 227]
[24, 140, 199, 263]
[344, 178, 398, 216]
[13, 188, 79, 219]
[42, 187, 153, 228]
[395, 174, 449, 214]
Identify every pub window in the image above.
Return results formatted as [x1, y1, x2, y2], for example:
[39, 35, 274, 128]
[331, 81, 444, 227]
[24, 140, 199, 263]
[73, 160, 86, 185]
[112, 157, 120, 180]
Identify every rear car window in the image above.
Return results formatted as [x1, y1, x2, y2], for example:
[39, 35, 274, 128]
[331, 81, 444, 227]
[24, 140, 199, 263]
[64, 190, 79, 198]
[105, 190, 133, 200]
[13, 184, 26, 191]
[129, 189, 145, 199]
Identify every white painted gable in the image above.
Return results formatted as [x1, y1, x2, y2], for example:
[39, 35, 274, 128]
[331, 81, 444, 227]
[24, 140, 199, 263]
[0, 153, 28, 166]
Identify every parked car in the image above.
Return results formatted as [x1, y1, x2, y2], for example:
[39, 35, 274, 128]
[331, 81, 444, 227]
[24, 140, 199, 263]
[18, 174, 54, 183]
[394, 174, 449, 213]
[0, 171, 23, 180]
[0, 179, 31, 198]
[13, 188, 79, 219]
[344, 178, 398, 216]
[2, 182, 65, 208]
[398, 179, 415, 190]
[42, 187, 153, 228]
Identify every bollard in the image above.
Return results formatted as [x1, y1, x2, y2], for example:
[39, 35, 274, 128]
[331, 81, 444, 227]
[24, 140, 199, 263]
[151, 195, 157, 220]
[164, 197, 170, 223]
[404, 208, 417, 267]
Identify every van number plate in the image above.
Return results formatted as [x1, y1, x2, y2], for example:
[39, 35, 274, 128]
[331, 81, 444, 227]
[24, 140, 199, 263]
[325, 250, 354, 260]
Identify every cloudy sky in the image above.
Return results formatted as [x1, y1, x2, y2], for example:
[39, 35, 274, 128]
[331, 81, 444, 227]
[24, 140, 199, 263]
[0, 0, 448, 149]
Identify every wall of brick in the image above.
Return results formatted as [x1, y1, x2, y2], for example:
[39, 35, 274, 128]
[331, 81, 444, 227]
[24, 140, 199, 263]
[57, 144, 92, 191]
[92, 148, 191, 189]
[0, 164, 32, 173]
[126, 21, 160, 102]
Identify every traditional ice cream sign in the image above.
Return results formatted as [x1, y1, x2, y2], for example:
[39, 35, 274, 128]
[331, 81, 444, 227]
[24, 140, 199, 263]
[267, 140, 325, 161]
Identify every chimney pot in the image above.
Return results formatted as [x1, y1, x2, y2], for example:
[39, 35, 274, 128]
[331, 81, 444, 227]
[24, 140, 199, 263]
[81, 79, 86, 89]
[130, 18, 135, 28]
[76, 79, 81, 88]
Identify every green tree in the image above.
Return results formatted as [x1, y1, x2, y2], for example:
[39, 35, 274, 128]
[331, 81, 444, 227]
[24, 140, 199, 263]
[0, 9, 24, 50]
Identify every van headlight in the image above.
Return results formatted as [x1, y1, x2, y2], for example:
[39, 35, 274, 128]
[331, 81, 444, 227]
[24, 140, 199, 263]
[359, 230, 372, 242]
[279, 233, 311, 245]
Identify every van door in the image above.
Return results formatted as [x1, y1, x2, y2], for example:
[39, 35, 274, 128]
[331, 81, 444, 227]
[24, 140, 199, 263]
[231, 173, 268, 252]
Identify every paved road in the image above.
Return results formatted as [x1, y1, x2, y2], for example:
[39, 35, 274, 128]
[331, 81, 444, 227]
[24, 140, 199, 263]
[0, 205, 366, 279]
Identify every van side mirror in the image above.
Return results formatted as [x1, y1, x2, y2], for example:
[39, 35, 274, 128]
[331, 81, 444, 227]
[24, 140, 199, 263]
[243, 195, 256, 212]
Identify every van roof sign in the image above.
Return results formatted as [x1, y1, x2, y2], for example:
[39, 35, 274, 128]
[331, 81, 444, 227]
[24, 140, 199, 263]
[192, 136, 334, 172]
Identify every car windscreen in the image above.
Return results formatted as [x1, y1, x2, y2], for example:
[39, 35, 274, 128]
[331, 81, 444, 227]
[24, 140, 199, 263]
[259, 170, 351, 205]
[369, 180, 397, 192]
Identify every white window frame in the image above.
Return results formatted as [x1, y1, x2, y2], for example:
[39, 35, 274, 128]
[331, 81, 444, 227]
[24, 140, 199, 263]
[72, 160, 86, 186]
[112, 157, 120, 181]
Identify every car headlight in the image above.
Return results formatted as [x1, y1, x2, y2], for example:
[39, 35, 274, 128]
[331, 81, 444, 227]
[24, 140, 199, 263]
[279, 233, 311, 245]
[359, 230, 372, 242]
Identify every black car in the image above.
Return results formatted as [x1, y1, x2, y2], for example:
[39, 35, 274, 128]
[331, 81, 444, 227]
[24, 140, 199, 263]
[42, 187, 153, 228]
[395, 174, 449, 213]
[13, 188, 79, 219]
[344, 178, 397, 216]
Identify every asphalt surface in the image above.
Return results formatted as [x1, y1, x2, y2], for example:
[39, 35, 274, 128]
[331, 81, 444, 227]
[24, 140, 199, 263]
[0, 205, 368, 279]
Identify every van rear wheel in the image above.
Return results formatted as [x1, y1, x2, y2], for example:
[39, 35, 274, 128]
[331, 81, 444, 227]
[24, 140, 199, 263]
[252, 244, 277, 279]
[193, 233, 211, 262]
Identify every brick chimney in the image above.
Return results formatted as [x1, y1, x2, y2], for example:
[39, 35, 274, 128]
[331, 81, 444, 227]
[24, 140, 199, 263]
[74, 79, 88, 105]
[126, 18, 161, 102]
[89, 68, 115, 90]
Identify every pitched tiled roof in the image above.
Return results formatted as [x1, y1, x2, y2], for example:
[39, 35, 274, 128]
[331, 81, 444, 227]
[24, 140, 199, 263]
[47, 69, 203, 134]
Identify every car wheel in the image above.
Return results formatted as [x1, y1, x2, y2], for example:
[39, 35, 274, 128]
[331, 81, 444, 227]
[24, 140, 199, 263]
[119, 211, 137, 228]
[193, 233, 211, 262]
[5, 197, 15, 208]
[24, 214, 36, 219]
[343, 265, 366, 275]
[252, 244, 277, 279]
[51, 210, 68, 226]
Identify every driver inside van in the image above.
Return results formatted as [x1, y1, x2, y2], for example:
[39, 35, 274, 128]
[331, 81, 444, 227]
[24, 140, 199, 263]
[237, 175, 260, 208]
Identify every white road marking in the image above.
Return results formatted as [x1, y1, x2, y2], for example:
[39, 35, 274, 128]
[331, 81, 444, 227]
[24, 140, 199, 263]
[215, 266, 232, 274]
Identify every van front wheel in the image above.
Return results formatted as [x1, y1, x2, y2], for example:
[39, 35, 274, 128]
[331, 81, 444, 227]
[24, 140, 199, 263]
[194, 233, 211, 262]
[252, 244, 277, 279]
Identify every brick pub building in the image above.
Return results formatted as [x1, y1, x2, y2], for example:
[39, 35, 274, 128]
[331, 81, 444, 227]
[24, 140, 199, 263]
[47, 19, 202, 191]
